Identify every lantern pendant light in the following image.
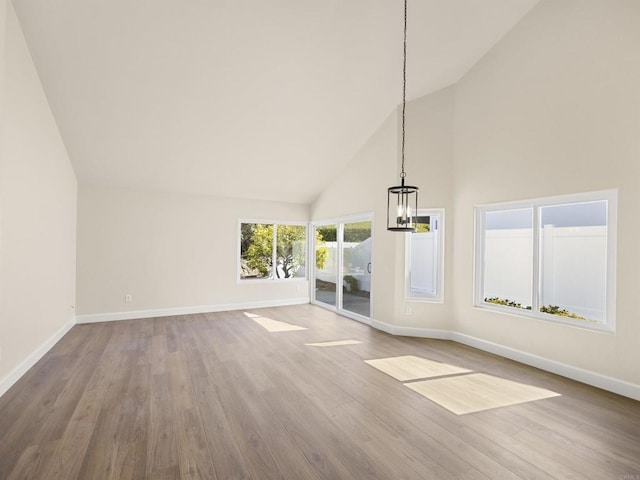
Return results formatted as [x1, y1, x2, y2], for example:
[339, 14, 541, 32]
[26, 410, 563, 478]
[387, 0, 418, 232]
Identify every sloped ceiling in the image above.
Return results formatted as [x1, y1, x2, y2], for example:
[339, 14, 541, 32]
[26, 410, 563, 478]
[12, 0, 538, 204]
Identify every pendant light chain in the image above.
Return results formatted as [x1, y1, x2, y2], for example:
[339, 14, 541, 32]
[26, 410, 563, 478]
[387, 0, 418, 232]
[400, 0, 408, 180]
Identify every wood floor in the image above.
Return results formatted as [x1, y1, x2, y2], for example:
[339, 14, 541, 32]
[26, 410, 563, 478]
[1, 304, 639, 479]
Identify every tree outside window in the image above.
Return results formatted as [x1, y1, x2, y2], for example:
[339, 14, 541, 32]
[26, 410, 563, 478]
[240, 222, 322, 280]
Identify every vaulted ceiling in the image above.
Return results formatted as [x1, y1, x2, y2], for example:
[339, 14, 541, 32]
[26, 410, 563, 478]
[13, 0, 539, 203]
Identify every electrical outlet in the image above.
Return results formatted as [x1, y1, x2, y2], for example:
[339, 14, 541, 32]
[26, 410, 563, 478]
[125, 294, 132, 303]
[405, 306, 412, 315]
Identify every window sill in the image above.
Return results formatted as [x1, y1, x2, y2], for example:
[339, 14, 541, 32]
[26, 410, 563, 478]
[405, 296, 444, 304]
[474, 303, 615, 334]
[238, 277, 308, 285]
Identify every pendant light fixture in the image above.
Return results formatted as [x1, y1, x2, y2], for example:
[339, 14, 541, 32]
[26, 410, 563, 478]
[387, 0, 418, 232]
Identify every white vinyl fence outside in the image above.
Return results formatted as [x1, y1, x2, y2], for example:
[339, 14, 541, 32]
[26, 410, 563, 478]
[409, 232, 437, 296]
[484, 225, 607, 321]
[316, 239, 372, 293]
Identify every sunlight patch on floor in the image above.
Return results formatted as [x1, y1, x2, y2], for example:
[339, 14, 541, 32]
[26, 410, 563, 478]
[305, 340, 362, 347]
[244, 313, 307, 332]
[364, 355, 472, 381]
[405, 373, 561, 415]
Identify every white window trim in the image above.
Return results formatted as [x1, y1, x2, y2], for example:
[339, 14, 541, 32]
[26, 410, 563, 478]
[405, 208, 445, 303]
[237, 219, 309, 283]
[473, 190, 617, 333]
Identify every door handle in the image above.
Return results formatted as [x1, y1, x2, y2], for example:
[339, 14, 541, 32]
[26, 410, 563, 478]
[367, 262, 372, 274]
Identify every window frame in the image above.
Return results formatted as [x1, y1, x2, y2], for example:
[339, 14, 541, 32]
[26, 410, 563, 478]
[405, 208, 445, 303]
[238, 219, 309, 283]
[474, 190, 617, 333]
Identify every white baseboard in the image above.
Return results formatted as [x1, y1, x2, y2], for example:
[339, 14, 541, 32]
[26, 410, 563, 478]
[370, 318, 640, 401]
[0, 319, 75, 398]
[75, 297, 310, 324]
[371, 318, 452, 340]
[450, 332, 640, 401]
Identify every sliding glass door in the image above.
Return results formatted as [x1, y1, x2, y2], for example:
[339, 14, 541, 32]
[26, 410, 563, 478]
[314, 224, 338, 307]
[341, 221, 371, 318]
[313, 216, 372, 322]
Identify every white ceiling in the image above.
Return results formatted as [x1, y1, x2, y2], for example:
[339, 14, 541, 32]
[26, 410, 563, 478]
[12, 0, 539, 204]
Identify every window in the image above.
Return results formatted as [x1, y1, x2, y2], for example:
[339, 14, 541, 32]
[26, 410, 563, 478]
[239, 222, 307, 280]
[405, 209, 444, 302]
[481, 208, 533, 310]
[475, 191, 616, 331]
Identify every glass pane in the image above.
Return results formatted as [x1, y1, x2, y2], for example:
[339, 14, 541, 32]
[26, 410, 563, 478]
[315, 225, 337, 306]
[240, 223, 273, 279]
[275, 225, 306, 279]
[539, 201, 607, 323]
[342, 221, 372, 318]
[483, 209, 533, 310]
[409, 214, 438, 297]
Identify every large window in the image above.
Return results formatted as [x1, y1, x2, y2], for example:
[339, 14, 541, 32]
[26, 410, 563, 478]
[239, 222, 307, 280]
[475, 191, 616, 332]
[405, 209, 444, 302]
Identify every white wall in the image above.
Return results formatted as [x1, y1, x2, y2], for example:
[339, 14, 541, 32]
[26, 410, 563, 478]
[0, 2, 77, 393]
[311, 88, 455, 331]
[452, 0, 640, 386]
[76, 185, 310, 320]
[394, 88, 454, 329]
[0, 0, 6, 387]
[311, 110, 400, 325]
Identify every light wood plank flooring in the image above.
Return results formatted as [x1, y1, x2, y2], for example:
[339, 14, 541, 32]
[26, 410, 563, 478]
[1, 304, 639, 479]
